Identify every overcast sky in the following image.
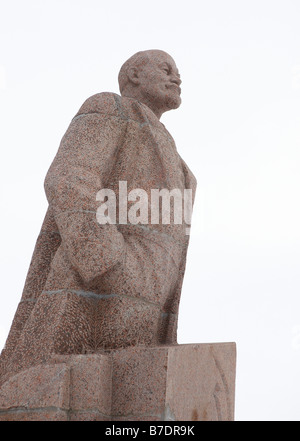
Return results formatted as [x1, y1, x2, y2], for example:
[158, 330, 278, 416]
[1, 0, 300, 421]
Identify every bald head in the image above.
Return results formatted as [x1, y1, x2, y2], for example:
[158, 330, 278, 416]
[118, 51, 151, 94]
[118, 50, 182, 119]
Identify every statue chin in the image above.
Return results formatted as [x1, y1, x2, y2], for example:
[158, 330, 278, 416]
[144, 90, 181, 115]
[166, 94, 181, 110]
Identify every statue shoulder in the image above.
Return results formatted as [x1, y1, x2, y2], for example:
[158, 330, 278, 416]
[73, 93, 154, 124]
[74, 92, 121, 118]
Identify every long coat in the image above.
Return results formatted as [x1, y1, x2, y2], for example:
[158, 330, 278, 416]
[0, 93, 197, 382]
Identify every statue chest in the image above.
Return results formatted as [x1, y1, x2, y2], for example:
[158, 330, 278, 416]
[108, 121, 186, 193]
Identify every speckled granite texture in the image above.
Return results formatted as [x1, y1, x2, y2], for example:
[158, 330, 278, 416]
[0, 51, 236, 422]
[0, 51, 197, 385]
[0, 343, 236, 421]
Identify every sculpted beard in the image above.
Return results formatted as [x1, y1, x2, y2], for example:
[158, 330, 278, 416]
[165, 89, 181, 109]
[164, 82, 182, 110]
[142, 83, 181, 112]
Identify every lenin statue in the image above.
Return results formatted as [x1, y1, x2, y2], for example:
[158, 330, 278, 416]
[0, 50, 197, 384]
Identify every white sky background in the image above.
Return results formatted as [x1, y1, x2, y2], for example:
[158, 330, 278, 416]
[0, 0, 299, 421]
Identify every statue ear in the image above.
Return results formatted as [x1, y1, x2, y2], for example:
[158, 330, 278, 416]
[127, 67, 140, 86]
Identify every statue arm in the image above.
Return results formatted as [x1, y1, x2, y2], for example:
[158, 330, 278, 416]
[44, 101, 127, 284]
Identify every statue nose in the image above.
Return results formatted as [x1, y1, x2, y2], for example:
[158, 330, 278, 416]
[171, 76, 182, 86]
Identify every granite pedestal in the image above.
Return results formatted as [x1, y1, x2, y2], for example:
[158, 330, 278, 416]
[0, 343, 236, 421]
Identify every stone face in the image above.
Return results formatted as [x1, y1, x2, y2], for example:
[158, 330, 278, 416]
[0, 363, 70, 410]
[0, 344, 236, 421]
[111, 347, 169, 417]
[165, 344, 236, 421]
[0, 409, 69, 422]
[68, 354, 112, 414]
[0, 50, 197, 384]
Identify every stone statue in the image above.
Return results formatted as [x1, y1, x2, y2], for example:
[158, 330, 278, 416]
[0, 50, 197, 384]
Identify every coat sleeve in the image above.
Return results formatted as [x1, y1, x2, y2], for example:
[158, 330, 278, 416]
[44, 93, 128, 284]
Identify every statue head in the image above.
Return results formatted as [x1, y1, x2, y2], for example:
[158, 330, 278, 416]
[118, 50, 182, 120]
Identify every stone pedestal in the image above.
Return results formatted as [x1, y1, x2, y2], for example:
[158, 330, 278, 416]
[0, 343, 236, 421]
